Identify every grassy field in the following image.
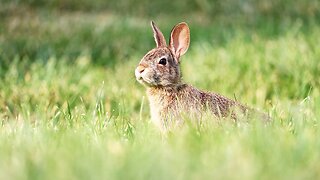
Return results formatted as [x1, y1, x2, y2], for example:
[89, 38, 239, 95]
[1, 1, 320, 179]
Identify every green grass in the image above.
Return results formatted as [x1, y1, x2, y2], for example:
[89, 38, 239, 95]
[1, 2, 320, 179]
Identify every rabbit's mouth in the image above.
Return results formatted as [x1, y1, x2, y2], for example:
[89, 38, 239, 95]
[137, 76, 157, 87]
[136, 72, 162, 87]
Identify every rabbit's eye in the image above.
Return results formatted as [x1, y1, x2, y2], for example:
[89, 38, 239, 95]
[158, 58, 167, 65]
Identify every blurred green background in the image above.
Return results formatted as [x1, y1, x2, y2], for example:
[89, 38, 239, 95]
[1, 0, 319, 69]
[0, 1, 320, 179]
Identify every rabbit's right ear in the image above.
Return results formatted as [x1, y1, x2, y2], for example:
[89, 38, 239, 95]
[169, 22, 190, 61]
[151, 21, 166, 47]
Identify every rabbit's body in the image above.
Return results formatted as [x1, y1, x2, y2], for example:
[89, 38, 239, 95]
[147, 84, 247, 128]
[135, 21, 263, 130]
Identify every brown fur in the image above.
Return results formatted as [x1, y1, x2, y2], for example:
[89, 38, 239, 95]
[146, 84, 248, 129]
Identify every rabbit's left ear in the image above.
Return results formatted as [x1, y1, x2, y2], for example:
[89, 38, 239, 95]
[151, 21, 167, 47]
[169, 22, 190, 61]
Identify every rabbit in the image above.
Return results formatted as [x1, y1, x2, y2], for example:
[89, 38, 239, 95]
[135, 21, 267, 130]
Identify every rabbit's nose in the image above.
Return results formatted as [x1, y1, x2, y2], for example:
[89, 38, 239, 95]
[137, 65, 146, 74]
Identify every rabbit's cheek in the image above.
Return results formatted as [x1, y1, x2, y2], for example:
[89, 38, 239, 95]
[153, 74, 160, 84]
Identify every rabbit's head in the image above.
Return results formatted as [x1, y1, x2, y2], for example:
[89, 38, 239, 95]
[135, 21, 190, 87]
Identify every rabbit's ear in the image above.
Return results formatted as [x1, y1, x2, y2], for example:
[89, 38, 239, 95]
[169, 22, 190, 61]
[151, 21, 166, 47]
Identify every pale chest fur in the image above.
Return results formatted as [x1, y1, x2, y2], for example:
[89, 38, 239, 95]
[147, 89, 179, 128]
[146, 85, 203, 129]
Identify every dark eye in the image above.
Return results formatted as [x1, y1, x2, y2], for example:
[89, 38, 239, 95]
[158, 58, 167, 65]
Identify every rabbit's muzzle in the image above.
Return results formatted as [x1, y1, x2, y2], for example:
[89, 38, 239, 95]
[135, 64, 156, 86]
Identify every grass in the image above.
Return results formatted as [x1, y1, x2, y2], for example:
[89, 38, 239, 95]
[1, 2, 320, 179]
